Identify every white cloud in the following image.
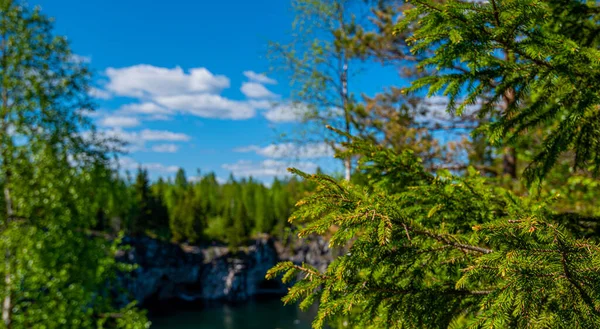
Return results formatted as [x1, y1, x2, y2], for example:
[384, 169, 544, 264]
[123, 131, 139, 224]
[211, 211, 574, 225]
[243, 71, 277, 85]
[92, 65, 308, 122]
[151, 143, 179, 153]
[110, 96, 256, 121]
[246, 99, 273, 110]
[71, 54, 92, 64]
[116, 156, 179, 174]
[233, 146, 260, 153]
[89, 87, 112, 100]
[139, 129, 191, 141]
[92, 65, 291, 121]
[118, 102, 171, 115]
[147, 114, 172, 121]
[222, 159, 318, 178]
[143, 163, 180, 173]
[101, 128, 190, 143]
[103, 103, 175, 124]
[154, 94, 255, 120]
[96, 128, 191, 153]
[79, 109, 101, 118]
[105, 65, 230, 98]
[418, 96, 481, 123]
[96, 129, 144, 152]
[240, 82, 278, 99]
[263, 103, 309, 123]
[235, 142, 333, 159]
[99, 116, 141, 128]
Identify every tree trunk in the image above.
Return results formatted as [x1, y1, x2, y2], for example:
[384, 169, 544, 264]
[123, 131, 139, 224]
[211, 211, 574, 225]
[344, 157, 352, 182]
[1, 147, 12, 329]
[2, 263, 10, 329]
[2, 184, 12, 329]
[342, 60, 351, 182]
[1, 32, 12, 325]
[502, 146, 517, 178]
[502, 51, 517, 179]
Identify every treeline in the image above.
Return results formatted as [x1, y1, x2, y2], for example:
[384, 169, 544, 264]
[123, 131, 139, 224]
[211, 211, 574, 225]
[95, 167, 317, 248]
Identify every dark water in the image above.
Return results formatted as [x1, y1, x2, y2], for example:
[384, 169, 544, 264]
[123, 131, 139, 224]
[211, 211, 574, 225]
[149, 298, 317, 329]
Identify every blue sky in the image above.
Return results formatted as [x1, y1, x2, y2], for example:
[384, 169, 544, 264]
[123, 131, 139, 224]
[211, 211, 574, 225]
[35, 0, 407, 183]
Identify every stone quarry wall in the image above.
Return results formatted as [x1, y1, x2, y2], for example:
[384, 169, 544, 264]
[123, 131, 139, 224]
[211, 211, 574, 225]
[116, 235, 334, 307]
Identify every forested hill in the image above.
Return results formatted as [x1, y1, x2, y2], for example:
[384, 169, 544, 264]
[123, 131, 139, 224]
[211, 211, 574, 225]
[93, 167, 320, 248]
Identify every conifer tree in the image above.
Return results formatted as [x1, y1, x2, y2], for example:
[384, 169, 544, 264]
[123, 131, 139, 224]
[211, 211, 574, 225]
[229, 195, 249, 249]
[268, 1, 600, 328]
[129, 167, 169, 237]
[174, 168, 187, 190]
[270, 178, 291, 236]
[351, 0, 482, 174]
[102, 171, 134, 233]
[241, 177, 257, 228]
[109, 167, 315, 245]
[396, 0, 600, 183]
[170, 189, 204, 243]
[254, 185, 274, 234]
[195, 173, 219, 218]
[269, 130, 600, 328]
[149, 177, 170, 237]
[131, 168, 152, 235]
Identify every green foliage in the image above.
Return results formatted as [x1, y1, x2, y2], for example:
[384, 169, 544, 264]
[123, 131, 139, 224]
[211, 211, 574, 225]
[269, 0, 375, 180]
[109, 168, 314, 249]
[130, 168, 169, 236]
[396, 0, 600, 183]
[268, 1, 600, 328]
[269, 135, 600, 328]
[7, 0, 600, 328]
[0, 1, 148, 327]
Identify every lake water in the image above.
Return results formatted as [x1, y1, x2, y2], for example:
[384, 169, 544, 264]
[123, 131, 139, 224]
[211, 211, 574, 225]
[149, 298, 318, 329]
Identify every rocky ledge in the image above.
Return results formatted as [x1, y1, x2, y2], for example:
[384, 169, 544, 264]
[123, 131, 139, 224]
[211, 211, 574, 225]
[116, 235, 334, 309]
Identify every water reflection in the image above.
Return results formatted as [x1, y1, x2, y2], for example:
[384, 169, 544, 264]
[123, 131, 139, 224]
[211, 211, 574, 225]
[222, 304, 233, 329]
[150, 298, 318, 329]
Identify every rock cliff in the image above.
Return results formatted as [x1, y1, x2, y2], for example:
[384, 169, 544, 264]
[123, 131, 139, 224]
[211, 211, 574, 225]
[116, 235, 334, 308]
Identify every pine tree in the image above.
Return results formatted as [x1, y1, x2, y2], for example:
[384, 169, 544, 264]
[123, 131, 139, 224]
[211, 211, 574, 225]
[268, 131, 600, 328]
[228, 194, 249, 249]
[174, 168, 187, 190]
[129, 167, 169, 237]
[396, 0, 600, 184]
[166, 168, 191, 242]
[268, 1, 600, 328]
[170, 188, 204, 243]
[102, 171, 134, 233]
[241, 177, 257, 229]
[270, 178, 291, 237]
[150, 194, 169, 238]
[195, 173, 218, 218]
[254, 185, 274, 234]
[131, 168, 152, 235]
[343, 0, 485, 176]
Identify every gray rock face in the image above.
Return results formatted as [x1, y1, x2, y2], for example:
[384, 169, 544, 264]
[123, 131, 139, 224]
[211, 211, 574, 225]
[117, 235, 333, 306]
[275, 236, 336, 273]
[197, 239, 281, 301]
[117, 236, 205, 305]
